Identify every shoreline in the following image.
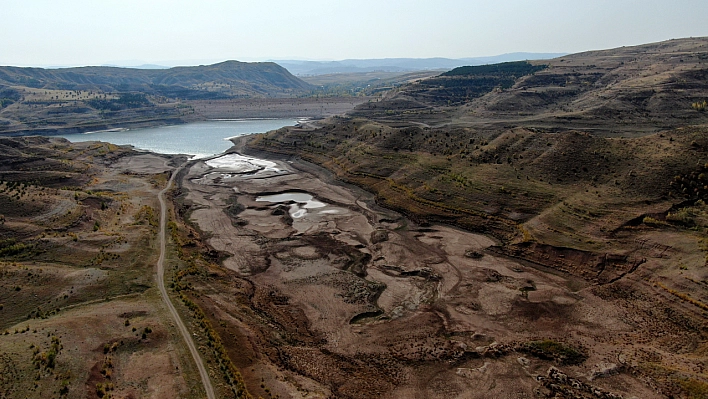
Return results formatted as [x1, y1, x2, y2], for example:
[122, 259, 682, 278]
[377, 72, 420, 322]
[57, 119, 301, 161]
[0, 97, 369, 137]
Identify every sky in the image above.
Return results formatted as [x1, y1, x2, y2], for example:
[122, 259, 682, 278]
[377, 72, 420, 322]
[1, 0, 707, 67]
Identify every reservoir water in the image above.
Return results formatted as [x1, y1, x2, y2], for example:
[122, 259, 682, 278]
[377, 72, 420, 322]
[60, 119, 298, 158]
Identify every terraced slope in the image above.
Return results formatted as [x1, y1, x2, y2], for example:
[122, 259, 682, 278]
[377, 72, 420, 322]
[240, 38, 708, 397]
[352, 37, 708, 136]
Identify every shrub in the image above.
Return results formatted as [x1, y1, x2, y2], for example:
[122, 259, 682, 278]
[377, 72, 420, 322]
[522, 340, 587, 365]
[692, 100, 707, 111]
[666, 208, 695, 225]
[643, 216, 667, 226]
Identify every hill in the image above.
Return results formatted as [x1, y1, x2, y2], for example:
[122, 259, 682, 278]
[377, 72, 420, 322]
[3, 38, 708, 399]
[351, 38, 708, 136]
[0, 61, 312, 98]
[247, 37, 708, 243]
[300, 70, 446, 97]
[0, 61, 315, 135]
[249, 38, 708, 237]
[242, 39, 708, 396]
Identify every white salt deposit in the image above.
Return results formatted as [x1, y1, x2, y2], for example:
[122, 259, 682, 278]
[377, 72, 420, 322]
[304, 200, 326, 209]
[319, 209, 341, 214]
[205, 154, 281, 174]
[291, 208, 307, 219]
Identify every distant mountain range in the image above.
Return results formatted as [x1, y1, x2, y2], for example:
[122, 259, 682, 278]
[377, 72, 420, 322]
[272, 53, 566, 76]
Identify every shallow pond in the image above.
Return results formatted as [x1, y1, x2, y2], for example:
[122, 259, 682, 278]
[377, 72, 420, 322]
[256, 192, 327, 218]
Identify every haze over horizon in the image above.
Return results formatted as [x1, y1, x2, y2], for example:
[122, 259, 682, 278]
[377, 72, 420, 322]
[2, 0, 707, 68]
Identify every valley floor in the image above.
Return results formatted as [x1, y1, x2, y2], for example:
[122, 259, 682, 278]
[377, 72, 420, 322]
[172, 140, 708, 398]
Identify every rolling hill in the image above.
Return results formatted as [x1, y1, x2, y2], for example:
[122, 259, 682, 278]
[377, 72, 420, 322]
[0, 61, 312, 97]
[247, 37, 708, 272]
[0, 61, 315, 135]
[243, 40, 708, 397]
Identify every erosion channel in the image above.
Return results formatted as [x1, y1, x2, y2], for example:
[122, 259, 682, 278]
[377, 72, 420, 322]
[171, 136, 660, 399]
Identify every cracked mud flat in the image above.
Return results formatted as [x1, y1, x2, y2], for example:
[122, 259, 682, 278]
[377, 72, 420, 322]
[178, 152, 685, 399]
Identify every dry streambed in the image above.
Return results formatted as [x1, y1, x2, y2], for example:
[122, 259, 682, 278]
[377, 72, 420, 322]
[178, 152, 669, 399]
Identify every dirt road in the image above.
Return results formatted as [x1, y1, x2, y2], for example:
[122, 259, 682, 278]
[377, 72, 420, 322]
[157, 164, 216, 399]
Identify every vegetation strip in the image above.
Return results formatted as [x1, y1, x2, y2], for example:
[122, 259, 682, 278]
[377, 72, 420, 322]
[168, 208, 254, 397]
[156, 164, 217, 399]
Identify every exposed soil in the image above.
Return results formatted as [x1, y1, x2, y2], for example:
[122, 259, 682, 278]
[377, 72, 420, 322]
[174, 144, 708, 398]
[3, 37, 708, 399]
[0, 95, 368, 136]
[0, 137, 207, 399]
[229, 37, 708, 398]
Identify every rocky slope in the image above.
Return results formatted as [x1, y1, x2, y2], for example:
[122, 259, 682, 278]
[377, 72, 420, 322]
[240, 38, 708, 397]
[352, 37, 708, 136]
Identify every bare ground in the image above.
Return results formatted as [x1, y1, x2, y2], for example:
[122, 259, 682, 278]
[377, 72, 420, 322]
[0, 138, 207, 399]
[174, 146, 706, 398]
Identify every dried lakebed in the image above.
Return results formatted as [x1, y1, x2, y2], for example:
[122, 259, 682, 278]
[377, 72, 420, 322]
[175, 150, 666, 399]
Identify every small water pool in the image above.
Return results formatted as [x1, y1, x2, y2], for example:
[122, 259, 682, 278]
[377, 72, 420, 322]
[256, 192, 327, 218]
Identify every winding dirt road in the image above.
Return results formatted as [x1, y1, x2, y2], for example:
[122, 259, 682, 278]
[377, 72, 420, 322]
[157, 165, 216, 399]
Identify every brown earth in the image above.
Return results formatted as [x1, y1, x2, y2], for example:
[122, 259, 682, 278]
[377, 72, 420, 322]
[0, 95, 368, 136]
[0, 137, 214, 399]
[346, 38, 708, 137]
[225, 38, 708, 398]
[2, 37, 708, 399]
[170, 137, 708, 398]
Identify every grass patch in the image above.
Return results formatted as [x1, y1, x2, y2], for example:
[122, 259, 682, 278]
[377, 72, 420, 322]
[0, 239, 35, 258]
[655, 282, 708, 312]
[679, 378, 708, 399]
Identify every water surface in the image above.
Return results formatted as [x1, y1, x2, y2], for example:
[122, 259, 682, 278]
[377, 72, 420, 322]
[60, 119, 298, 158]
[256, 192, 327, 219]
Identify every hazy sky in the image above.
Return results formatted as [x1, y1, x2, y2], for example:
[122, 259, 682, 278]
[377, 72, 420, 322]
[2, 0, 707, 67]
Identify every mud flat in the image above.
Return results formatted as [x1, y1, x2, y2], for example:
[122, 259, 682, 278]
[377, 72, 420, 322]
[175, 144, 676, 399]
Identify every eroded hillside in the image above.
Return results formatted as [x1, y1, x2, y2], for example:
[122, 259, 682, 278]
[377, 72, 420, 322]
[236, 38, 708, 398]
[0, 137, 223, 398]
[0, 61, 319, 135]
[351, 38, 708, 136]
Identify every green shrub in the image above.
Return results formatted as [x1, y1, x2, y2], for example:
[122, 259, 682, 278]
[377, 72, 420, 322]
[522, 340, 587, 365]
[666, 208, 695, 225]
[643, 216, 667, 226]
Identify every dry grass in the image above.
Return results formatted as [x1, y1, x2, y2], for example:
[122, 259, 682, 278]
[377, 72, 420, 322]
[0, 137, 204, 398]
